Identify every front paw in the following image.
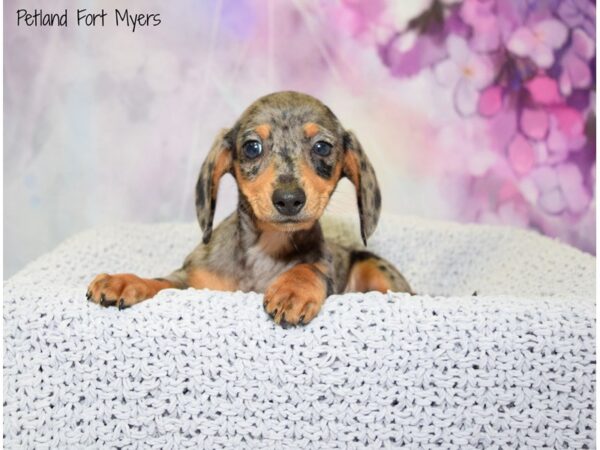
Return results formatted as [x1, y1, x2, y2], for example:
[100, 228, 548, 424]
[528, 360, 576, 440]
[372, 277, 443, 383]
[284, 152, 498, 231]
[86, 273, 158, 309]
[263, 266, 326, 326]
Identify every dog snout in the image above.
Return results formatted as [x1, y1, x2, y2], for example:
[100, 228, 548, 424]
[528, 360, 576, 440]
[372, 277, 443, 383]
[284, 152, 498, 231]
[272, 187, 306, 216]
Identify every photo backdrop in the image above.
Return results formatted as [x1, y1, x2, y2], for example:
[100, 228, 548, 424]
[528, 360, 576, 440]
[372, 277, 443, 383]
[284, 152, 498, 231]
[5, 0, 595, 277]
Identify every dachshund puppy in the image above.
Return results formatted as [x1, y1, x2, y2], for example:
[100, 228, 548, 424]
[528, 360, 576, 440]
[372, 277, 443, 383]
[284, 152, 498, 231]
[87, 91, 412, 325]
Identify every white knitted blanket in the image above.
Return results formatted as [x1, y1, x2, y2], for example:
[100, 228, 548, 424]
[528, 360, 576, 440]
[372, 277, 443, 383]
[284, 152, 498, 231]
[3, 214, 596, 449]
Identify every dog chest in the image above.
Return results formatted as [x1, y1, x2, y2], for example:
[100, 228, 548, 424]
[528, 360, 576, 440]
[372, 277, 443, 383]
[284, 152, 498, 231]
[239, 243, 295, 292]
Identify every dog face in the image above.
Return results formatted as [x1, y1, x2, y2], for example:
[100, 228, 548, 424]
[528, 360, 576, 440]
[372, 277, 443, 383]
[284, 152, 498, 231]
[196, 91, 381, 244]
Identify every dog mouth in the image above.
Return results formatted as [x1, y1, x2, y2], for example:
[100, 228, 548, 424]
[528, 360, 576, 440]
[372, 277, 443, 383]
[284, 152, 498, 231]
[274, 218, 308, 224]
[259, 216, 317, 232]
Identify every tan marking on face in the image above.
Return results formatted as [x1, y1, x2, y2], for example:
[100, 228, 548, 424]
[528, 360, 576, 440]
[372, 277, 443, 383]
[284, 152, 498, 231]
[303, 122, 320, 138]
[255, 124, 271, 140]
[345, 259, 391, 293]
[298, 160, 342, 218]
[235, 162, 277, 219]
[211, 149, 233, 200]
[188, 268, 238, 291]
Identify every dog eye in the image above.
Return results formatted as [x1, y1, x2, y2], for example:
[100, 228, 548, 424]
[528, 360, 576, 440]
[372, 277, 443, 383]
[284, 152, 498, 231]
[243, 140, 262, 159]
[312, 141, 332, 156]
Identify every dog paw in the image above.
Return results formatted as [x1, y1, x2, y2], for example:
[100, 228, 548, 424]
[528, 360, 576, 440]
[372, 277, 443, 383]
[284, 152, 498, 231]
[263, 265, 326, 326]
[86, 273, 166, 309]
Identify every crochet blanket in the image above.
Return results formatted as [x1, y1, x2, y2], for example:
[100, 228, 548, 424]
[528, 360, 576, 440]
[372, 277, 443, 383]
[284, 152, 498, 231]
[3, 214, 596, 449]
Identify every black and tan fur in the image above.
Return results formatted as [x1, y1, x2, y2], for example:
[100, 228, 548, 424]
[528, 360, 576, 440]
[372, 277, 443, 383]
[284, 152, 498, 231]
[87, 91, 412, 325]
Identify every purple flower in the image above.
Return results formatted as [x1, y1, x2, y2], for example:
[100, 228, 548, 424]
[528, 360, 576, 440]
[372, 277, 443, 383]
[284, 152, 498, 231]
[434, 35, 494, 115]
[327, 0, 595, 253]
[557, 0, 595, 40]
[557, 163, 591, 214]
[520, 108, 548, 140]
[380, 30, 448, 77]
[507, 132, 536, 175]
[545, 106, 587, 160]
[530, 166, 567, 214]
[460, 0, 501, 51]
[507, 19, 568, 68]
[379, 0, 465, 78]
[559, 28, 595, 96]
[527, 162, 591, 215]
[525, 75, 563, 105]
[516, 101, 586, 165]
[477, 85, 503, 116]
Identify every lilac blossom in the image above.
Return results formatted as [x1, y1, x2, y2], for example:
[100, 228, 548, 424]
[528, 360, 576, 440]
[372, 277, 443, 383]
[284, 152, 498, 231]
[507, 20, 568, 68]
[434, 35, 494, 115]
[460, 0, 501, 51]
[557, 0, 595, 39]
[559, 28, 595, 96]
[334, 0, 596, 253]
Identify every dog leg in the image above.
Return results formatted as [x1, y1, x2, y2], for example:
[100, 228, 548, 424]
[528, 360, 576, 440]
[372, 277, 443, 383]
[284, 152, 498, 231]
[87, 273, 178, 309]
[87, 264, 239, 309]
[345, 250, 412, 294]
[186, 267, 238, 292]
[263, 263, 333, 326]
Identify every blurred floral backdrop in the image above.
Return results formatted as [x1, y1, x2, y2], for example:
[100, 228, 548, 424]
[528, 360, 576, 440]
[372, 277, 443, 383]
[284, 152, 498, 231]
[4, 0, 595, 277]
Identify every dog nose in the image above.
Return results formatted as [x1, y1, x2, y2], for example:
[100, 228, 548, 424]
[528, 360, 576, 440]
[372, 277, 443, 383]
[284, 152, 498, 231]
[272, 187, 306, 216]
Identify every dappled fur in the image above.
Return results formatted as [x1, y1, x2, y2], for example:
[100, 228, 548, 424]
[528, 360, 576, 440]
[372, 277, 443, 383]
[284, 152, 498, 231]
[87, 91, 411, 325]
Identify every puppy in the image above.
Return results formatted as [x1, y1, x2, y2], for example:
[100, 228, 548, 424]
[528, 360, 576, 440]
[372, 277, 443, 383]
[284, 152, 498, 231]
[87, 91, 412, 325]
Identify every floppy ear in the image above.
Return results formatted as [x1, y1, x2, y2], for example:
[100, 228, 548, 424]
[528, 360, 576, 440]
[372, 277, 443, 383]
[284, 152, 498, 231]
[195, 128, 233, 244]
[342, 131, 382, 245]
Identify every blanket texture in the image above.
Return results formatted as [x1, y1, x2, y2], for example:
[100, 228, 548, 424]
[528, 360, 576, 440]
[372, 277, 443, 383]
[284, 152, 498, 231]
[4, 214, 596, 449]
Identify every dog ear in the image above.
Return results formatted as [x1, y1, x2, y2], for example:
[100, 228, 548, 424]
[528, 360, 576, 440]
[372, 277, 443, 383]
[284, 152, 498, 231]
[342, 131, 382, 245]
[195, 128, 233, 244]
